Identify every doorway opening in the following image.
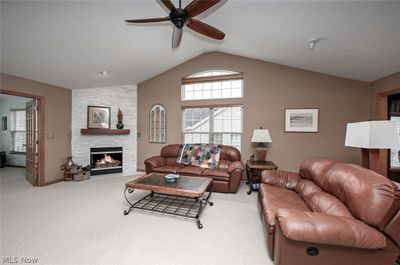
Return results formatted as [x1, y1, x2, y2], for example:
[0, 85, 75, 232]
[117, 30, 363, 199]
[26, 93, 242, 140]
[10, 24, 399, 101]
[0, 89, 44, 186]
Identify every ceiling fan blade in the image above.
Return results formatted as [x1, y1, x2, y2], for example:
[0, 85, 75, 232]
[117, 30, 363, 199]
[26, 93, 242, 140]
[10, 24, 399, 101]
[160, 0, 176, 12]
[185, 0, 221, 17]
[172, 27, 183, 49]
[187, 19, 225, 40]
[125, 17, 170, 23]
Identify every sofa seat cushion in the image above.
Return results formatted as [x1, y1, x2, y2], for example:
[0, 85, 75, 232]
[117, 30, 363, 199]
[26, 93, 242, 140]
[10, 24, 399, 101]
[202, 168, 230, 182]
[177, 166, 206, 176]
[153, 165, 183, 174]
[259, 184, 310, 234]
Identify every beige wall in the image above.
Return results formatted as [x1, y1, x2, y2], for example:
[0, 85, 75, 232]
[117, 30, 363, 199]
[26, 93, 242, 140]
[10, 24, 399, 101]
[137, 52, 370, 172]
[370, 71, 400, 119]
[0, 73, 71, 183]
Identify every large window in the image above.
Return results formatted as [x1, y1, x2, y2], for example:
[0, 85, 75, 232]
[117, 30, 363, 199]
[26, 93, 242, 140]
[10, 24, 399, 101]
[390, 116, 400, 168]
[182, 106, 243, 151]
[181, 70, 243, 101]
[10, 109, 26, 153]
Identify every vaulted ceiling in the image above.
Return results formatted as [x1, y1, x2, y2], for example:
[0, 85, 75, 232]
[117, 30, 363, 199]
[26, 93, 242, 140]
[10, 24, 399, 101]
[1, 0, 400, 89]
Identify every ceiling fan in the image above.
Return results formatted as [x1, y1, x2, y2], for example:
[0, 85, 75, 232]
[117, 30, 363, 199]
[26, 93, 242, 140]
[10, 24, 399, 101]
[125, 0, 225, 49]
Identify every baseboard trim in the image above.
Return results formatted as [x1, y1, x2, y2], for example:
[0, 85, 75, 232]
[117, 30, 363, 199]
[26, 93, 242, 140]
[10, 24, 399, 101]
[137, 168, 146, 172]
[41, 178, 64, 187]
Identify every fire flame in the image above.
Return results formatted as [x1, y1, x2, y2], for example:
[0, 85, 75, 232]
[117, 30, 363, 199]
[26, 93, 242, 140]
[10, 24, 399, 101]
[99, 154, 112, 164]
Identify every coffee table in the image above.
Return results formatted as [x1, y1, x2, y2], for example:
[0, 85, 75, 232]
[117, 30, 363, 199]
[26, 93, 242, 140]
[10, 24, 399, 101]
[123, 173, 213, 229]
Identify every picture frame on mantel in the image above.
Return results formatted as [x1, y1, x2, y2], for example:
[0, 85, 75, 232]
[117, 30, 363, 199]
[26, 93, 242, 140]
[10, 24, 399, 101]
[87, 106, 110, 129]
[285, 108, 319, 133]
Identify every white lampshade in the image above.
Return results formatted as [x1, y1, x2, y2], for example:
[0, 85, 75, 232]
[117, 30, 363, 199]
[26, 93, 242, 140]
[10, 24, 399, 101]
[251, 129, 272, 143]
[345, 120, 400, 149]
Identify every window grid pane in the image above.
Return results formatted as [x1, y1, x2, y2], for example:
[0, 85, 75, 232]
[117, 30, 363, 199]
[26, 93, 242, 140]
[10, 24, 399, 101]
[183, 108, 210, 132]
[11, 110, 27, 152]
[182, 106, 242, 151]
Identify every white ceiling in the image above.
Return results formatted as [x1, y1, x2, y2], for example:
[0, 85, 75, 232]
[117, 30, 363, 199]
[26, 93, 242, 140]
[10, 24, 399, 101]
[1, 0, 400, 89]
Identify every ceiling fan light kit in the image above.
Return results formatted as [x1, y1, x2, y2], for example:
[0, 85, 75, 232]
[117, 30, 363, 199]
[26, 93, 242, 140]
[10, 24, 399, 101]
[125, 0, 225, 49]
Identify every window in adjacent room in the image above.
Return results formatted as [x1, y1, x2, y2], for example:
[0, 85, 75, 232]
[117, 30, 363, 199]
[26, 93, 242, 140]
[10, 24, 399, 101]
[182, 106, 243, 151]
[10, 109, 26, 153]
[181, 70, 243, 101]
[149, 104, 166, 143]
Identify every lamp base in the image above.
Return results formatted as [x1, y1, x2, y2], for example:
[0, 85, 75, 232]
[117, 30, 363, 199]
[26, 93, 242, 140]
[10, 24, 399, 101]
[256, 147, 267, 162]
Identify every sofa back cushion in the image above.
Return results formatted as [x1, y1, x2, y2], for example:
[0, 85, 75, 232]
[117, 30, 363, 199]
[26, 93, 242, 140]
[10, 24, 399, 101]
[322, 163, 400, 230]
[299, 157, 338, 185]
[160, 144, 241, 168]
[160, 144, 181, 165]
[295, 179, 353, 218]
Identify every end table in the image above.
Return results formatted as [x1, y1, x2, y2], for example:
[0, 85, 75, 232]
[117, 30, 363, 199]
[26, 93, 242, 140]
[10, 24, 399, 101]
[246, 160, 277, 195]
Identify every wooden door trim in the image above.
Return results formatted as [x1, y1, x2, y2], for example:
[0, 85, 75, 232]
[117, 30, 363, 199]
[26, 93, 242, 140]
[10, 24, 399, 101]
[377, 87, 400, 177]
[0, 89, 45, 186]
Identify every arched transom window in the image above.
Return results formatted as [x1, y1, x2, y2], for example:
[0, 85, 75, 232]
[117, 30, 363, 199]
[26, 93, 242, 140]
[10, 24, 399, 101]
[181, 70, 243, 101]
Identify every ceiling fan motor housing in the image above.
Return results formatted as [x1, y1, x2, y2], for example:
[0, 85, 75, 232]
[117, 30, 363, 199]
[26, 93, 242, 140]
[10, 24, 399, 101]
[170, 8, 188, 28]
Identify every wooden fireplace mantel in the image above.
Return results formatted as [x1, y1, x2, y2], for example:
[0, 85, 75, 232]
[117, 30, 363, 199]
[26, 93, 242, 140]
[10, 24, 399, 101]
[81, 129, 130, 135]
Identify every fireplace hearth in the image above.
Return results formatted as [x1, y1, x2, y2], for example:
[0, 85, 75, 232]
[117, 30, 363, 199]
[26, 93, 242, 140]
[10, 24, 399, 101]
[90, 147, 122, 175]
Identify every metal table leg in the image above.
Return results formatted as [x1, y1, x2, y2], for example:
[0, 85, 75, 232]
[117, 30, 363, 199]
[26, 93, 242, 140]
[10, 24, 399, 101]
[123, 187, 135, 215]
[247, 166, 253, 195]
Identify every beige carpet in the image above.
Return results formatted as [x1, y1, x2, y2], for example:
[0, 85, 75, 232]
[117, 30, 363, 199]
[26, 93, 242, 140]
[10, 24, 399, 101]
[0, 167, 273, 265]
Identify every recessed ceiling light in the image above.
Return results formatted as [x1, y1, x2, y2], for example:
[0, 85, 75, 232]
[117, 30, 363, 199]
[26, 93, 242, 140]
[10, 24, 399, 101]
[99, 71, 109, 76]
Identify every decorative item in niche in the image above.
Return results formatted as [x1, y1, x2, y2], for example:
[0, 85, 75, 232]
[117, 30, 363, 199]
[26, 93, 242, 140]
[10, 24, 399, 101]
[116, 108, 124, 129]
[2, 116, 6, 130]
[149, 104, 166, 143]
[285, 108, 319, 132]
[87, 106, 110, 129]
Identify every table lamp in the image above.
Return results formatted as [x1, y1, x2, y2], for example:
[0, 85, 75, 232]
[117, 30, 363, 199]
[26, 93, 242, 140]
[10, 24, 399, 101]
[251, 127, 272, 161]
[345, 120, 400, 173]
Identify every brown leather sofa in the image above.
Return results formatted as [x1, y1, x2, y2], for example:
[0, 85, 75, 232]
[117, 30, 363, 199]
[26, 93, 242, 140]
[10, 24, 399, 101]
[144, 144, 244, 193]
[259, 157, 400, 265]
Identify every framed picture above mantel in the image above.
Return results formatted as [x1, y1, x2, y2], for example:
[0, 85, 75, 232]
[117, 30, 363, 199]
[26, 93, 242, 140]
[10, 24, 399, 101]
[87, 106, 110, 129]
[285, 108, 319, 133]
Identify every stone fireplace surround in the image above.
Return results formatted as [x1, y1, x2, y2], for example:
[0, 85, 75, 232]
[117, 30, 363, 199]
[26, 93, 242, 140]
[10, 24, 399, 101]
[71, 85, 137, 176]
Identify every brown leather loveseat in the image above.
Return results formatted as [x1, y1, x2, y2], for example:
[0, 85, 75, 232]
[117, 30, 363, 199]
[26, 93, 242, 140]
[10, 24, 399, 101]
[259, 157, 400, 265]
[144, 144, 244, 193]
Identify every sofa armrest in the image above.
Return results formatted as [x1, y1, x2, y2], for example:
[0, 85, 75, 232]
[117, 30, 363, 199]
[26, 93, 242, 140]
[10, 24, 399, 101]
[261, 170, 300, 190]
[276, 209, 386, 249]
[144, 156, 166, 173]
[226, 161, 244, 193]
[227, 161, 244, 173]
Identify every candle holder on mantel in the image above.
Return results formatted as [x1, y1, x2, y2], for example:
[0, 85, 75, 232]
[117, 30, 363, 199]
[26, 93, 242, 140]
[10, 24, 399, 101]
[116, 108, 124, 129]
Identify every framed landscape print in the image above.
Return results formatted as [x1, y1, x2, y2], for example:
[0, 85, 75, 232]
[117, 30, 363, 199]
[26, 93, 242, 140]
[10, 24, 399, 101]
[87, 106, 110, 129]
[285, 108, 319, 132]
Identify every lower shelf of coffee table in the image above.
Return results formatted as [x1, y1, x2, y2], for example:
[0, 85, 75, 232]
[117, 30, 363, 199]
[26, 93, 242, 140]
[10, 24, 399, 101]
[133, 193, 201, 218]
[123, 189, 213, 229]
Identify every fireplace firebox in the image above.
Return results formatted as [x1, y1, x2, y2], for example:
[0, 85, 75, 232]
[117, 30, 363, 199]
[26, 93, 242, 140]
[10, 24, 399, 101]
[90, 147, 123, 175]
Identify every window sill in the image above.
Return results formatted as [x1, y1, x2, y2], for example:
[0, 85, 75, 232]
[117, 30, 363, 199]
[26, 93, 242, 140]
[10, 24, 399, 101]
[9, 151, 26, 155]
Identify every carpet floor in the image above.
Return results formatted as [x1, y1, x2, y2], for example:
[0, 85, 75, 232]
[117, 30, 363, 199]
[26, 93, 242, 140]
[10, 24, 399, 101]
[0, 167, 273, 265]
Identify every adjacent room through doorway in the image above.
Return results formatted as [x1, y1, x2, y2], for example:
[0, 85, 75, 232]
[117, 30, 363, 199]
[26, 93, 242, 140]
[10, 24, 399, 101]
[0, 91, 44, 186]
